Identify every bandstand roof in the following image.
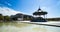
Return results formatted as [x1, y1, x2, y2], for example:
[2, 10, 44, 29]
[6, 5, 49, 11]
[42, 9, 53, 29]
[33, 11, 47, 15]
[33, 7, 48, 15]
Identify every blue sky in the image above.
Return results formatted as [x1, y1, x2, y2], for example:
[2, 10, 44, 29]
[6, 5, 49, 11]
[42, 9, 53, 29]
[0, 0, 60, 18]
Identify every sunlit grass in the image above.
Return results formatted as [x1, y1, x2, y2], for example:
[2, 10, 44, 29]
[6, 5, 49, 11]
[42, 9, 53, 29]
[0, 21, 32, 28]
[0, 21, 59, 32]
[33, 27, 47, 32]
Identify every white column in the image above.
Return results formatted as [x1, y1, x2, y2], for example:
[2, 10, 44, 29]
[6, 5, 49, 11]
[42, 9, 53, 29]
[44, 15, 45, 19]
[22, 14, 23, 21]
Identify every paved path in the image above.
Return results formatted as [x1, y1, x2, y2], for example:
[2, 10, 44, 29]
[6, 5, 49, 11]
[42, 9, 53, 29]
[17, 21, 60, 27]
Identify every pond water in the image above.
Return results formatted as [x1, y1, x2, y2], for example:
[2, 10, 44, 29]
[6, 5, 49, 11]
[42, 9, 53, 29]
[0, 22, 60, 32]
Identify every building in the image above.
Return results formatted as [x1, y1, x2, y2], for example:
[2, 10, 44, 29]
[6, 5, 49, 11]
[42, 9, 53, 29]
[31, 7, 48, 22]
[10, 13, 33, 21]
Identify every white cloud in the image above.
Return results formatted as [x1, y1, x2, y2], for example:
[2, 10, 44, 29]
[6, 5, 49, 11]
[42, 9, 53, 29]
[0, 7, 23, 16]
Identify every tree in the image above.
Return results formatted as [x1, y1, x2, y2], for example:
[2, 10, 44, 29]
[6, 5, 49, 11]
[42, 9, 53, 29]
[4, 16, 10, 21]
[0, 14, 4, 21]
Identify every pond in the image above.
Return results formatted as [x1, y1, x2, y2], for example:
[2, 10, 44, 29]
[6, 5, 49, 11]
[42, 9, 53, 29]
[0, 22, 60, 32]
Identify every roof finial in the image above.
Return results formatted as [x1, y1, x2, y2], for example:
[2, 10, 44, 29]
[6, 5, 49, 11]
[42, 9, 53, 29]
[38, 6, 41, 11]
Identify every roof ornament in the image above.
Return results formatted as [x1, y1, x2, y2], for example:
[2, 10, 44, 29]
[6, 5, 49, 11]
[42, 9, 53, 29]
[37, 6, 41, 12]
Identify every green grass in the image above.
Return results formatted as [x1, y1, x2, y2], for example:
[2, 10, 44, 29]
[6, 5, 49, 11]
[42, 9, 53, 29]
[0, 21, 32, 28]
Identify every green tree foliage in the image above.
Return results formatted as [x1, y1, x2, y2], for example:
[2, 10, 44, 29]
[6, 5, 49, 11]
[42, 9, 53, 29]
[0, 14, 4, 21]
[4, 16, 10, 21]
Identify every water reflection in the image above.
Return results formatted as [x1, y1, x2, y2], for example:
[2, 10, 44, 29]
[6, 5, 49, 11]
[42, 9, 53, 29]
[0, 22, 60, 32]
